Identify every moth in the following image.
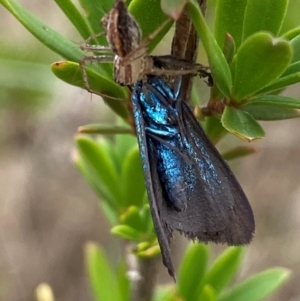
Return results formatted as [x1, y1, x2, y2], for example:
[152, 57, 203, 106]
[131, 76, 255, 279]
[80, 0, 255, 279]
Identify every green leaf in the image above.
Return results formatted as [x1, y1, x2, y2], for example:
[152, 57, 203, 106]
[258, 72, 300, 94]
[153, 286, 177, 301]
[243, 0, 288, 40]
[73, 151, 113, 202]
[129, 0, 173, 52]
[222, 146, 257, 161]
[196, 285, 217, 301]
[113, 126, 138, 172]
[232, 33, 292, 100]
[248, 95, 300, 108]
[204, 116, 228, 145]
[54, 0, 92, 39]
[77, 0, 114, 76]
[223, 34, 236, 64]
[85, 242, 118, 301]
[241, 95, 300, 120]
[221, 107, 265, 141]
[0, 0, 84, 62]
[242, 104, 300, 120]
[219, 268, 291, 301]
[78, 124, 132, 134]
[187, 2, 232, 98]
[111, 225, 141, 242]
[100, 201, 119, 226]
[119, 206, 145, 233]
[202, 247, 244, 294]
[139, 204, 154, 235]
[74, 151, 117, 214]
[290, 34, 300, 63]
[51, 61, 129, 120]
[282, 27, 300, 40]
[281, 61, 300, 77]
[78, 0, 113, 43]
[116, 261, 130, 301]
[76, 135, 123, 205]
[214, 0, 247, 49]
[121, 146, 146, 207]
[136, 243, 160, 258]
[177, 244, 209, 301]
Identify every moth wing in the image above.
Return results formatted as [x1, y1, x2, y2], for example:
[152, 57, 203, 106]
[132, 92, 175, 279]
[159, 101, 255, 245]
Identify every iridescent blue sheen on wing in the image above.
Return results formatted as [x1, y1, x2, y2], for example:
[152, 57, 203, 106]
[131, 76, 255, 279]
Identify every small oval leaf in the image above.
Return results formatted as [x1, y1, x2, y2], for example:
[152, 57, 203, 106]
[221, 107, 265, 141]
[242, 94, 300, 120]
[203, 247, 244, 294]
[178, 244, 209, 301]
[281, 61, 300, 77]
[283, 27, 300, 41]
[258, 72, 300, 94]
[243, 0, 288, 40]
[78, 124, 132, 135]
[223, 34, 236, 64]
[111, 225, 141, 242]
[248, 95, 300, 108]
[120, 206, 144, 231]
[197, 285, 217, 301]
[51, 61, 129, 120]
[214, 0, 248, 49]
[290, 34, 300, 63]
[121, 146, 146, 207]
[242, 104, 300, 120]
[76, 135, 122, 204]
[74, 152, 117, 215]
[232, 33, 292, 100]
[85, 242, 118, 301]
[219, 268, 290, 301]
[136, 244, 161, 258]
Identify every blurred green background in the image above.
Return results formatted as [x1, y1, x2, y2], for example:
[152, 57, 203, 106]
[1, 0, 300, 300]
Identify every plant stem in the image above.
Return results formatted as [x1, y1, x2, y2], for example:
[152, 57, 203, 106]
[171, 0, 207, 102]
[127, 248, 159, 301]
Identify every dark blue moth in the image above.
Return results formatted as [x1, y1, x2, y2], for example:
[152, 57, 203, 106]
[132, 76, 255, 279]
